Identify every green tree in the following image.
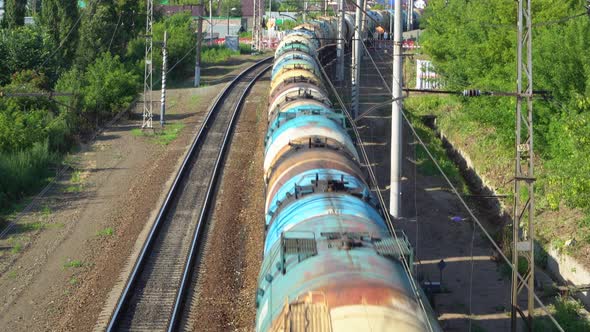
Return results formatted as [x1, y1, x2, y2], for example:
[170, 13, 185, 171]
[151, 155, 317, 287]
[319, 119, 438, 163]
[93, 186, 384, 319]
[0, 25, 60, 86]
[39, 0, 80, 68]
[0, 70, 58, 152]
[75, 0, 118, 69]
[111, 0, 142, 54]
[2, 0, 27, 29]
[82, 52, 140, 120]
[421, 0, 590, 215]
[125, 12, 197, 79]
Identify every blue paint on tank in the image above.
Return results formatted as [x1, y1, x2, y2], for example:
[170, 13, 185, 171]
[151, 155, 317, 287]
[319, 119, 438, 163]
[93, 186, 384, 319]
[264, 193, 387, 255]
[275, 42, 315, 58]
[265, 103, 341, 144]
[264, 115, 353, 152]
[271, 58, 320, 79]
[265, 168, 375, 225]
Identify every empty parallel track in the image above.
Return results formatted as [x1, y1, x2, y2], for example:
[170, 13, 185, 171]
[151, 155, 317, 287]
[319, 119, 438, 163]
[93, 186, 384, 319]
[107, 57, 272, 332]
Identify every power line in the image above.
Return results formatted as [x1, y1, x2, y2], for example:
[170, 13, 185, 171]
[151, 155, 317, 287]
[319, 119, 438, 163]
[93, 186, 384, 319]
[107, 11, 123, 52]
[362, 35, 565, 332]
[316, 54, 437, 332]
[0, 91, 74, 97]
[40, 0, 93, 68]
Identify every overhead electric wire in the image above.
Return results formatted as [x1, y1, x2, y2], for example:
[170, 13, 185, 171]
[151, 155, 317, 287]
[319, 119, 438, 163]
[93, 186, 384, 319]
[400, 107, 564, 331]
[315, 54, 436, 332]
[40, 0, 94, 68]
[361, 46, 564, 331]
[108, 11, 123, 52]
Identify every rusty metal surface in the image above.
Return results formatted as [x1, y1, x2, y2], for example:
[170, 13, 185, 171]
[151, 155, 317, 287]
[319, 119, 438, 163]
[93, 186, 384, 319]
[267, 99, 337, 131]
[268, 83, 331, 113]
[257, 13, 441, 332]
[263, 115, 359, 176]
[269, 69, 322, 97]
[265, 149, 365, 213]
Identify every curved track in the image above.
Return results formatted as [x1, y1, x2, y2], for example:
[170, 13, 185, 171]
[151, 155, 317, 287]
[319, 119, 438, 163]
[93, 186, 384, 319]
[107, 57, 272, 332]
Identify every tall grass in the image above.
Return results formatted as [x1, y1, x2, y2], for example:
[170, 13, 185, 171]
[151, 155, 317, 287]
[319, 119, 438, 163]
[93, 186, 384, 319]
[201, 45, 240, 64]
[534, 297, 590, 332]
[239, 43, 252, 54]
[0, 141, 59, 211]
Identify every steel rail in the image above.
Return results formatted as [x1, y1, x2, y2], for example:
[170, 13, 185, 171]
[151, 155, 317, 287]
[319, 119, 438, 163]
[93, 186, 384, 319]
[168, 64, 272, 331]
[107, 56, 272, 332]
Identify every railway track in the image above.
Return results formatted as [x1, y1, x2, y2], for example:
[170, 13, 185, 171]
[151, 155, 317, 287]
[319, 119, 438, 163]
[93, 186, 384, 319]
[107, 57, 272, 332]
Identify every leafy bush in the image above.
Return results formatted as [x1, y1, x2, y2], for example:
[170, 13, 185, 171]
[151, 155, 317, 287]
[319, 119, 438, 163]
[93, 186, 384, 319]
[239, 42, 252, 54]
[0, 141, 59, 210]
[0, 25, 60, 85]
[0, 70, 61, 152]
[201, 44, 240, 64]
[421, 0, 590, 217]
[533, 297, 590, 332]
[82, 52, 140, 119]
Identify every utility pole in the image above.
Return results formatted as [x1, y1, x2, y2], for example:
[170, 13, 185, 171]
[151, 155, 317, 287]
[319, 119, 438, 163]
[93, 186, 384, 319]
[268, 0, 272, 49]
[351, 0, 364, 117]
[253, 0, 264, 51]
[254, 0, 261, 51]
[253, 0, 257, 50]
[142, 0, 154, 129]
[303, 0, 308, 22]
[390, 0, 403, 217]
[336, 0, 345, 82]
[360, 1, 367, 42]
[511, 0, 535, 330]
[160, 31, 168, 127]
[407, 0, 414, 30]
[195, 0, 204, 87]
[389, 0, 393, 37]
[209, 0, 212, 45]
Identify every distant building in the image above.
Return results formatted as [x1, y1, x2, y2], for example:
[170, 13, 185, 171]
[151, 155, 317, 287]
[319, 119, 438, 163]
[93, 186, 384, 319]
[155, 4, 203, 17]
[242, 0, 264, 32]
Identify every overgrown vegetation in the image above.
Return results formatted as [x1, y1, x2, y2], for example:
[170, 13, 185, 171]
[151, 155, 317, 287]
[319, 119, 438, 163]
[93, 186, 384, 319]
[97, 227, 115, 237]
[402, 105, 466, 190]
[533, 297, 590, 332]
[63, 259, 84, 269]
[201, 44, 240, 64]
[0, 5, 244, 214]
[132, 122, 185, 145]
[419, 1, 590, 245]
[0, 1, 143, 212]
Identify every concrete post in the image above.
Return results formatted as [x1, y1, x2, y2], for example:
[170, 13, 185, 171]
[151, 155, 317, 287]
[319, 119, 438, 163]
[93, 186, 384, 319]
[390, 0, 403, 217]
[160, 31, 167, 127]
[351, 0, 363, 118]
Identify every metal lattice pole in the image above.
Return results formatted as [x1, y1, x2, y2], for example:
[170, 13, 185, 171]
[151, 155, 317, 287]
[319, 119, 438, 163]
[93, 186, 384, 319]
[253, 0, 261, 51]
[511, 0, 535, 330]
[336, 0, 345, 82]
[195, 0, 204, 87]
[142, 0, 154, 129]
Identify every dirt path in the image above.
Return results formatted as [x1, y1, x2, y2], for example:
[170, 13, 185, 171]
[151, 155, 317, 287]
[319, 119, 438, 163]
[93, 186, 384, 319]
[0, 57, 263, 331]
[355, 49, 528, 331]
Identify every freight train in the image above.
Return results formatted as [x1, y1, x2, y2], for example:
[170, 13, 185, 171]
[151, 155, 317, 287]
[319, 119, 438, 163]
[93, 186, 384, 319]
[256, 11, 440, 332]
